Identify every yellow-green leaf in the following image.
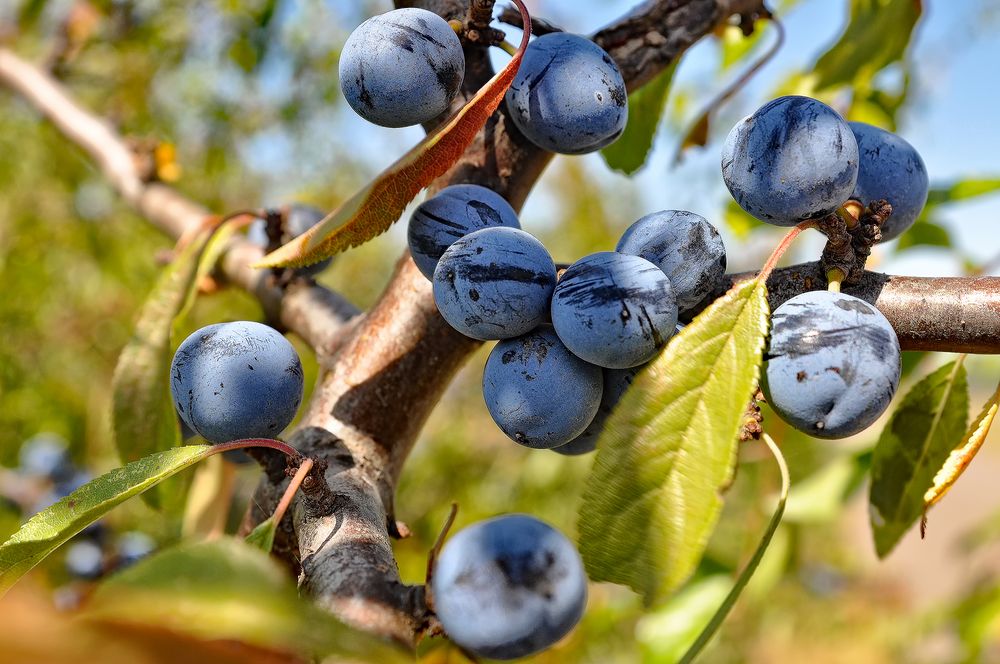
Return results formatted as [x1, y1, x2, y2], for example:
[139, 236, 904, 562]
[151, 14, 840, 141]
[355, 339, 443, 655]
[600, 63, 676, 175]
[255, 0, 533, 268]
[0, 445, 213, 596]
[869, 359, 969, 557]
[578, 279, 769, 604]
[84, 538, 405, 660]
[813, 0, 921, 91]
[924, 380, 1000, 511]
[244, 518, 277, 553]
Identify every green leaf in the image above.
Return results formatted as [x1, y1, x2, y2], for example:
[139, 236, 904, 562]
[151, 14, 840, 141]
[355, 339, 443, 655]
[0, 445, 212, 596]
[813, 0, 922, 91]
[84, 538, 404, 660]
[578, 279, 769, 604]
[244, 518, 277, 553]
[636, 575, 732, 662]
[600, 63, 676, 175]
[869, 359, 969, 557]
[895, 218, 952, 251]
[924, 178, 1000, 208]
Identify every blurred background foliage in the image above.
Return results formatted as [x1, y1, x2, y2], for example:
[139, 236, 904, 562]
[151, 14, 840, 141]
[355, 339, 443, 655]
[2, 0, 1000, 662]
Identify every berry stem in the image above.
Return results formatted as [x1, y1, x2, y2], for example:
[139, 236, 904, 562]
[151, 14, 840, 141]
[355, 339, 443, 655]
[826, 268, 845, 293]
[425, 502, 459, 593]
[270, 457, 314, 528]
[757, 220, 816, 285]
[497, 40, 519, 57]
[209, 438, 302, 461]
[447, 19, 463, 34]
[839, 201, 863, 228]
[679, 433, 789, 664]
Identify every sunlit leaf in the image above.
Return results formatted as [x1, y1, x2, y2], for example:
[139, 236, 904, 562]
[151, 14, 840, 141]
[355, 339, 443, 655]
[579, 279, 769, 604]
[924, 178, 1000, 208]
[924, 379, 1000, 511]
[0, 445, 213, 596]
[600, 63, 676, 175]
[85, 538, 404, 660]
[869, 359, 969, 557]
[256, 0, 533, 268]
[813, 0, 922, 91]
[636, 575, 731, 662]
[896, 219, 952, 251]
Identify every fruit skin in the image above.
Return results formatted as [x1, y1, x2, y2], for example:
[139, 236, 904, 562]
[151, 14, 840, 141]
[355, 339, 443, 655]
[247, 204, 331, 276]
[616, 210, 727, 315]
[763, 290, 901, 439]
[433, 227, 556, 340]
[849, 122, 929, 242]
[506, 32, 627, 154]
[553, 366, 641, 456]
[170, 321, 304, 444]
[551, 252, 677, 369]
[408, 184, 520, 280]
[65, 539, 104, 580]
[722, 95, 859, 226]
[339, 8, 464, 128]
[432, 514, 587, 660]
[483, 327, 603, 448]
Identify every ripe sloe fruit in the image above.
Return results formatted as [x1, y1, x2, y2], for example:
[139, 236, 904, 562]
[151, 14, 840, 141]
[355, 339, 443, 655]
[18, 433, 74, 483]
[506, 33, 627, 154]
[170, 321, 304, 444]
[764, 291, 901, 439]
[408, 184, 520, 281]
[722, 96, 859, 225]
[849, 121, 929, 242]
[553, 366, 642, 456]
[433, 227, 556, 340]
[339, 8, 464, 128]
[483, 327, 603, 448]
[432, 514, 587, 660]
[551, 252, 677, 369]
[616, 210, 727, 315]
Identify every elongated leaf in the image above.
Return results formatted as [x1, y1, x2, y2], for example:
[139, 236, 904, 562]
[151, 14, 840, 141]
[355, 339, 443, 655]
[245, 518, 277, 553]
[85, 538, 404, 660]
[0, 445, 212, 595]
[924, 380, 1000, 511]
[923, 178, 1000, 209]
[813, 0, 921, 91]
[579, 279, 769, 604]
[896, 219, 952, 251]
[869, 359, 969, 557]
[256, 2, 532, 268]
[600, 63, 676, 175]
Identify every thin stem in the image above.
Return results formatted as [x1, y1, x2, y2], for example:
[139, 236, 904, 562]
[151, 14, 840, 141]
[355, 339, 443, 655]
[272, 458, 314, 527]
[425, 503, 459, 594]
[840, 201, 863, 227]
[448, 19, 463, 33]
[497, 40, 518, 57]
[757, 220, 816, 285]
[678, 433, 789, 664]
[827, 268, 845, 293]
[209, 438, 301, 461]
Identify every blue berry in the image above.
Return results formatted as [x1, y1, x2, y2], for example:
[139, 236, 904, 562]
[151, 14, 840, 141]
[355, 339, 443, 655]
[722, 96, 859, 226]
[65, 539, 104, 580]
[408, 184, 520, 280]
[764, 291, 901, 439]
[339, 8, 464, 128]
[433, 227, 556, 340]
[248, 204, 331, 276]
[18, 433, 74, 483]
[116, 531, 157, 568]
[849, 122, 929, 242]
[553, 366, 642, 456]
[483, 327, 602, 448]
[432, 514, 587, 660]
[616, 210, 727, 314]
[551, 252, 677, 369]
[170, 321, 304, 444]
[506, 33, 627, 154]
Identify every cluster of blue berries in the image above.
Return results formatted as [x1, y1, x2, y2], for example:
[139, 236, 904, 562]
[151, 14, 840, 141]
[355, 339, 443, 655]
[723, 95, 925, 438]
[339, 9, 628, 155]
[0, 434, 156, 584]
[409, 184, 727, 453]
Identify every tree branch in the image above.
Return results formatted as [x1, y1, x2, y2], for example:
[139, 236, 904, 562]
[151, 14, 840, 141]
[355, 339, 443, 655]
[0, 48, 359, 354]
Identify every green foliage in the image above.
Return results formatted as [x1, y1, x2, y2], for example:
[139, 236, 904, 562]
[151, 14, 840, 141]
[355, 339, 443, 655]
[244, 517, 277, 553]
[0, 445, 212, 595]
[579, 279, 769, 605]
[601, 63, 676, 175]
[84, 538, 404, 660]
[869, 360, 969, 557]
[896, 178, 1000, 252]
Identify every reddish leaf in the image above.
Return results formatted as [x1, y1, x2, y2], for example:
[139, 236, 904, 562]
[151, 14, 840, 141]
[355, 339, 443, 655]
[256, 1, 532, 268]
